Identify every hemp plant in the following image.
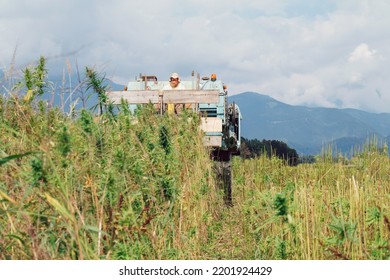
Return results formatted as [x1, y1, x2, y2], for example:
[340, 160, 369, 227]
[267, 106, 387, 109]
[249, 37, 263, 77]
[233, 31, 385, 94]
[85, 67, 108, 115]
[13, 56, 49, 103]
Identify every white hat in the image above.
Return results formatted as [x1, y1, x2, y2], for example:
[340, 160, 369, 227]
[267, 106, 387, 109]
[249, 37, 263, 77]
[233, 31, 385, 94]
[170, 73, 180, 79]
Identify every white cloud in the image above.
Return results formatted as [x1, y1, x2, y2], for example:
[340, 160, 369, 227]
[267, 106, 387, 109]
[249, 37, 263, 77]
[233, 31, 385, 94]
[349, 43, 376, 62]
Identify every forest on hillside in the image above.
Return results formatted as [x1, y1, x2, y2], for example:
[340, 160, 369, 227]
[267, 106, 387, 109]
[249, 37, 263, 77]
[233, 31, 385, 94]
[239, 137, 299, 166]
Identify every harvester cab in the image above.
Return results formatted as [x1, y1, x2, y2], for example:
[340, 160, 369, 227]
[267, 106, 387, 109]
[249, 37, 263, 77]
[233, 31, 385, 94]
[108, 72, 242, 205]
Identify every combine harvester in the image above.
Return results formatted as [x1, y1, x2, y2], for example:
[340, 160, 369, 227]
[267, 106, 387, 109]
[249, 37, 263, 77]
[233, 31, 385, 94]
[108, 72, 241, 205]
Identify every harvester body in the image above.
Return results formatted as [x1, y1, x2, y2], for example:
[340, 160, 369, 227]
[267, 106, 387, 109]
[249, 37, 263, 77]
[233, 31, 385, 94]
[108, 73, 241, 204]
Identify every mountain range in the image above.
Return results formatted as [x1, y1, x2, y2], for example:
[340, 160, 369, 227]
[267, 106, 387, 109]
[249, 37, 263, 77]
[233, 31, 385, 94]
[229, 92, 390, 155]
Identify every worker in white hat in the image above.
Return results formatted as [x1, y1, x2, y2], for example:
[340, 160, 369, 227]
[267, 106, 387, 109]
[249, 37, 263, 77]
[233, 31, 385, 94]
[163, 73, 186, 114]
[163, 73, 185, 90]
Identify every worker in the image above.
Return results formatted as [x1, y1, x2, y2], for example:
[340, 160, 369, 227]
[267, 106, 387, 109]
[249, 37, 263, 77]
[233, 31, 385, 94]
[162, 73, 189, 114]
[163, 73, 185, 90]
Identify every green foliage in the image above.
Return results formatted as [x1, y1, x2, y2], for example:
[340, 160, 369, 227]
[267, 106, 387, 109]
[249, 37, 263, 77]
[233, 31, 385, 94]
[57, 126, 71, 157]
[327, 218, 357, 245]
[240, 137, 299, 165]
[85, 67, 109, 115]
[159, 125, 171, 155]
[13, 56, 49, 103]
[274, 193, 288, 217]
[30, 156, 46, 187]
[0, 152, 36, 166]
[275, 238, 287, 260]
[79, 109, 95, 134]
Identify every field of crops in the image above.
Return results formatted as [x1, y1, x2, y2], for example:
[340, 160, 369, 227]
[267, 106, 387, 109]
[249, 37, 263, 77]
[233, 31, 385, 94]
[0, 58, 389, 260]
[230, 150, 390, 259]
[1, 94, 389, 260]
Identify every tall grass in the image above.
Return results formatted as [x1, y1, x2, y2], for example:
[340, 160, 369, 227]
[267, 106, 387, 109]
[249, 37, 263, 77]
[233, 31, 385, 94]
[1, 60, 389, 260]
[231, 144, 390, 260]
[0, 97, 224, 259]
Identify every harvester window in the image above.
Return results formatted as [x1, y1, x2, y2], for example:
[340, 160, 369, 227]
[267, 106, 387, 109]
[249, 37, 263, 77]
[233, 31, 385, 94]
[141, 75, 158, 82]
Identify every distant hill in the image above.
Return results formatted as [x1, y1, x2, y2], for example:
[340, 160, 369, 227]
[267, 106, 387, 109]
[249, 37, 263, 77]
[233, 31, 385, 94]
[229, 92, 390, 155]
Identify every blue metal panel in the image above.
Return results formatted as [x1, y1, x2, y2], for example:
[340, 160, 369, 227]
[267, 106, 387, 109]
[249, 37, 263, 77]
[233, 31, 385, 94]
[205, 132, 223, 136]
[198, 80, 226, 126]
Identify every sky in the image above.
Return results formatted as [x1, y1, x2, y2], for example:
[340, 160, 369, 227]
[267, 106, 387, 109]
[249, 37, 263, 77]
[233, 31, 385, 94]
[1, 0, 390, 113]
